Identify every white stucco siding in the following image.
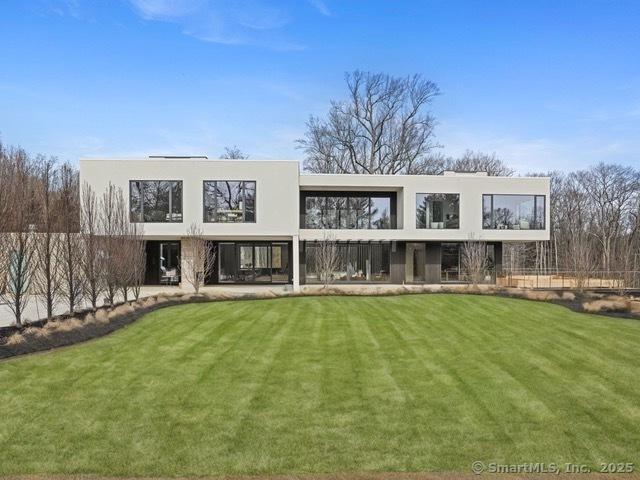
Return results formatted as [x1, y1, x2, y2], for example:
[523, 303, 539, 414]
[298, 173, 550, 242]
[80, 158, 300, 239]
[80, 159, 549, 242]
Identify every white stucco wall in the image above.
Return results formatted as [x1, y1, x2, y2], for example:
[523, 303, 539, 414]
[80, 158, 549, 242]
[299, 173, 550, 242]
[80, 158, 300, 240]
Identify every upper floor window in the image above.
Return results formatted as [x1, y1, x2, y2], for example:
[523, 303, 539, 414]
[416, 193, 459, 229]
[130, 180, 182, 223]
[203, 180, 256, 223]
[482, 194, 545, 230]
[301, 192, 395, 229]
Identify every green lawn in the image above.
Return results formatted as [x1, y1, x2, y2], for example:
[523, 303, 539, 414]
[1, 294, 639, 476]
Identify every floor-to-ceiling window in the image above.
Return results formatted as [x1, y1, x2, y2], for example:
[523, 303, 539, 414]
[482, 194, 545, 230]
[215, 241, 291, 284]
[144, 241, 181, 285]
[303, 241, 391, 283]
[441, 243, 460, 282]
[300, 192, 396, 229]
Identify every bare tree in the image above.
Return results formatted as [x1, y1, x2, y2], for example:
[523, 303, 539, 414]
[182, 222, 215, 293]
[315, 232, 340, 287]
[461, 236, 489, 285]
[117, 221, 146, 301]
[58, 163, 83, 313]
[578, 163, 640, 273]
[445, 150, 514, 176]
[129, 223, 147, 300]
[99, 183, 128, 305]
[557, 172, 597, 289]
[80, 182, 102, 308]
[298, 71, 441, 174]
[33, 158, 62, 319]
[220, 146, 249, 159]
[0, 147, 38, 326]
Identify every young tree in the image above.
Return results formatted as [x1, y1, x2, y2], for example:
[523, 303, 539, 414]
[99, 183, 127, 305]
[182, 222, 215, 294]
[33, 157, 62, 319]
[80, 182, 102, 308]
[315, 232, 340, 288]
[298, 71, 441, 174]
[58, 163, 83, 312]
[118, 221, 146, 301]
[0, 147, 39, 326]
[461, 236, 489, 285]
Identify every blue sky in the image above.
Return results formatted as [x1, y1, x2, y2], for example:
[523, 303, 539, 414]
[1, 0, 639, 172]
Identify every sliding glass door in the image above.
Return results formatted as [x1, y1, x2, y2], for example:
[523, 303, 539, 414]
[217, 242, 291, 284]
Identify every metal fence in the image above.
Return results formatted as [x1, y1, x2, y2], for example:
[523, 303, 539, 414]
[498, 270, 640, 291]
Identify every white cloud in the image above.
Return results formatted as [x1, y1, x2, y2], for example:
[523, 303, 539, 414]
[438, 121, 640, 174]
[308, 0, 330, 16]
[126, 0, 307, 50]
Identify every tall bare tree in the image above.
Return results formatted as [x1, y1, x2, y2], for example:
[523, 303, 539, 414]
[298, 71, 441, 174]
[0, 147, 39, 326]
[99, 183, 127, 305]
[80, 182, 102, 308]
[118, 221, 146, 301]
[33, 157, 62, 319]
[58, 163, 83, 312]
[578, 163, 640, 273]
[182, 222, 215, 294]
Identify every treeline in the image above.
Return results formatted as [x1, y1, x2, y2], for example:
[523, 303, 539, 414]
[0, 142, 145, 326]
[506, 164, 640, 281]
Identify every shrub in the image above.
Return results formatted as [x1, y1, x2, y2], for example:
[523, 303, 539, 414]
[5, 332, 26, 346]
[94, 309, 110, 324]
[108, 304, 136, 319]
[582, 299, 630, 313]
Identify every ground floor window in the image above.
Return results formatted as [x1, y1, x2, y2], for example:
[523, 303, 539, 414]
[144, 241, 181, 285]
[441, 243, 460, 282]
[217, 241, 291, 284]
[442, 242, 496, 283]
[304, 241, 390, 283]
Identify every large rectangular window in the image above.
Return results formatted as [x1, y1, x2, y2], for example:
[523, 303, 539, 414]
[204, 181, 256, 223]
[304, 242, 390, 283]
[482, 194, 545, 230]
[301, 192, 395, 229]
[130, 180, 183, 223]
[217, 241, 290, 284]
[416, 193, 460, 229]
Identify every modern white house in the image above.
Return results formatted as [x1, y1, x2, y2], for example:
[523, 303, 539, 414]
[80, 157, 550, 291]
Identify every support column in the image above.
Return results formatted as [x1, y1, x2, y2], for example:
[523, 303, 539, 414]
[292, 235, 300, 292]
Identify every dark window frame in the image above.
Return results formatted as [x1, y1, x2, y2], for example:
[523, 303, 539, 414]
[299, 191, 397, 229]
[482, 194, 546, 230]
[303, 240, 391, 283]
[216, 241, 291, 284]
[129, 180, 183, 223]
[415, 193, 461, 230]
[203, 180, 257, 223]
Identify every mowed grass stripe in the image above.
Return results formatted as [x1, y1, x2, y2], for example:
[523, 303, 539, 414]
[0, 294, 639, 476]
